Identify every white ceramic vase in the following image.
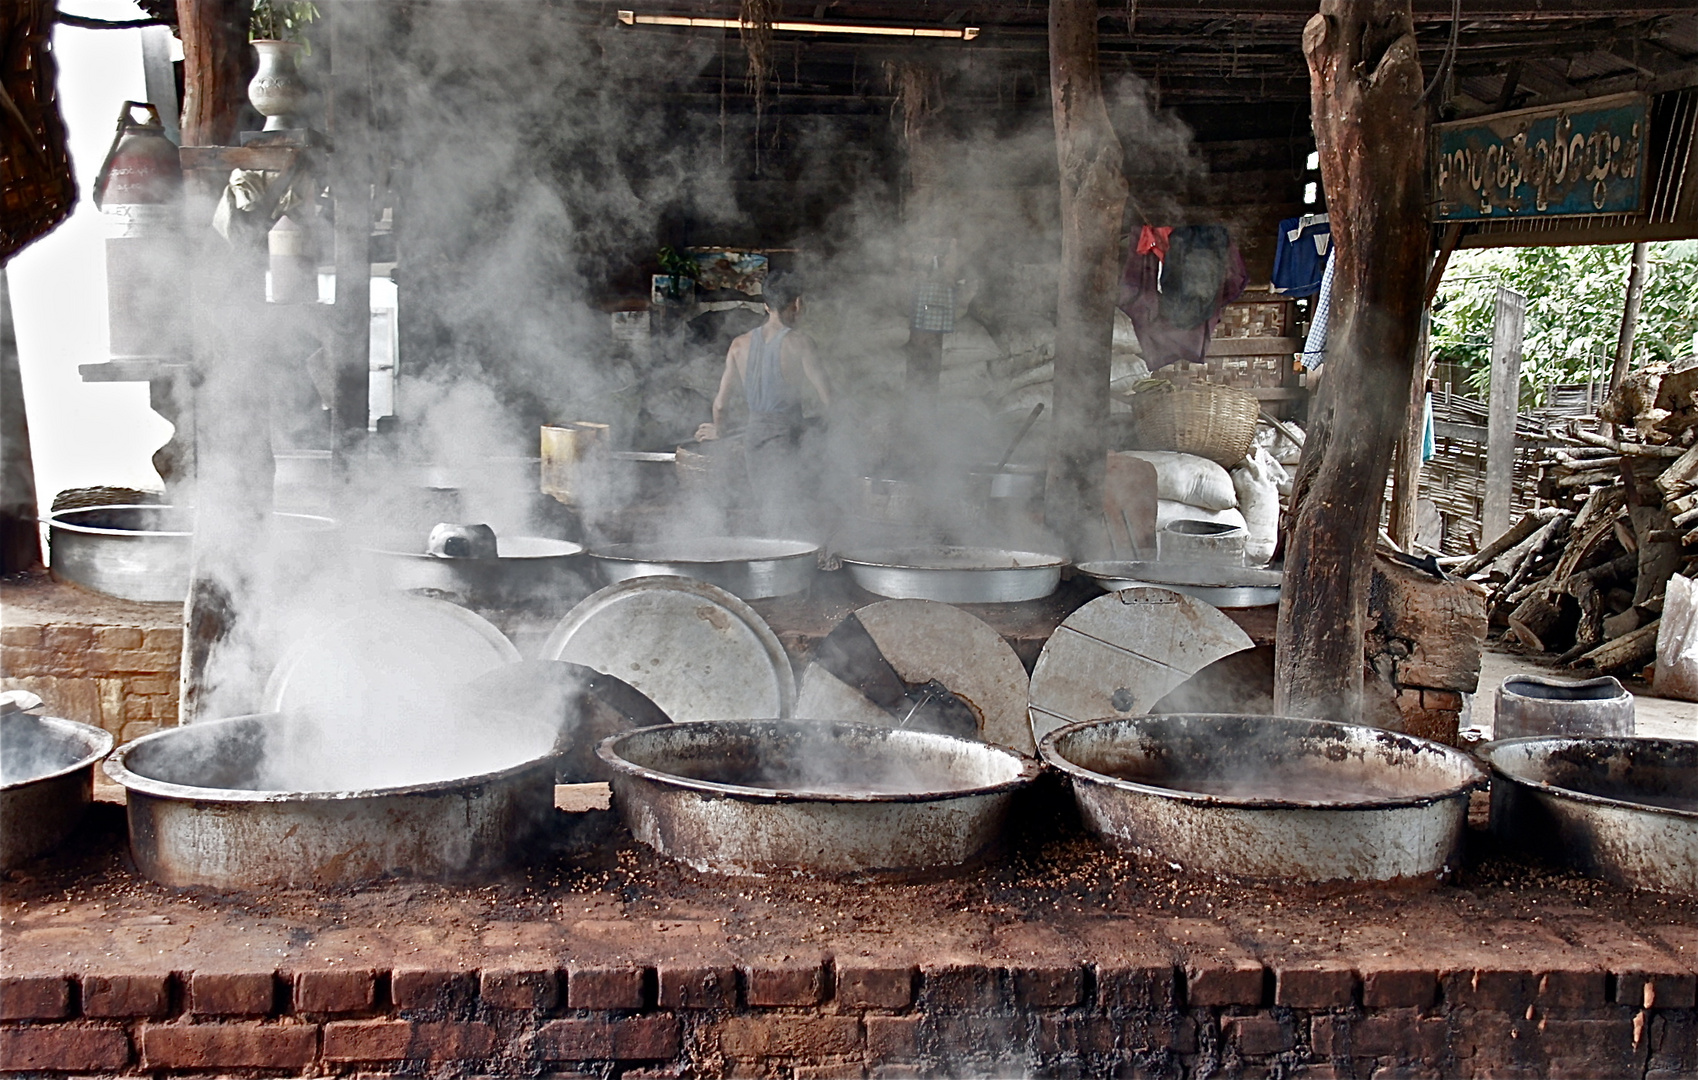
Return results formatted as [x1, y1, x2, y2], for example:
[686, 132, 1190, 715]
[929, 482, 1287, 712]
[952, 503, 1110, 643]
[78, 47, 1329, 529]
[248, 40, 307, 131]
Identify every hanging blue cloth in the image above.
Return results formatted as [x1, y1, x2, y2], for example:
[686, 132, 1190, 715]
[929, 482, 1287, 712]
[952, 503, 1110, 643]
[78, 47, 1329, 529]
[1421, 391, 1436, 463]
[1271, 213, 1331, 298]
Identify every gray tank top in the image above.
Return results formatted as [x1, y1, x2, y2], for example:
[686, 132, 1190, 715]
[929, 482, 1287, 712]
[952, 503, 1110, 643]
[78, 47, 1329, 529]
[745, 325, 801, 415]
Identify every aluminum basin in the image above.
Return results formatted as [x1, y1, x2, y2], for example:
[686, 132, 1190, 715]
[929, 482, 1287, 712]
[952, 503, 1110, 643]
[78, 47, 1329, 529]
[47, 505, 336, 603]
[1, 714, 114, 869]
[105, 712, 559, 889]
[1040, 714, 1484, 884]
[1485, 736, 1698, 896]
[597, 720, 1039, 877]
[366, 536, 588, 607]
[838, 546, 1065, 603]
[589, 537, 817, 599]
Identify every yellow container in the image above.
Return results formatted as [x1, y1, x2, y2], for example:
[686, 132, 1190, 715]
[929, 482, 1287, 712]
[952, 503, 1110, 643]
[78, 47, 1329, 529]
[540, 422, 609, 504]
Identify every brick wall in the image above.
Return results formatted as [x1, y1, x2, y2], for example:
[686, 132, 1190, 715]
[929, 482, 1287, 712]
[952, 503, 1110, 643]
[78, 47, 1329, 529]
[0, 582, 181, 744]
[2, 952, 1691, 1078]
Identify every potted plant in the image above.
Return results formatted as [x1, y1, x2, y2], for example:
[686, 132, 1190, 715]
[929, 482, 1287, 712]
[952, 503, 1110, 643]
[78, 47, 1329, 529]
[248, 1, 319, 131]
[652, 246, 700, 306]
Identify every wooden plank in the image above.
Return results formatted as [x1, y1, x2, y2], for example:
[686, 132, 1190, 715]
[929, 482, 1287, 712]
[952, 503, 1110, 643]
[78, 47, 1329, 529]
[179, 145, 305, 173]
[1482, 285, 1526, 541]
[1204, 336, 1303, 357]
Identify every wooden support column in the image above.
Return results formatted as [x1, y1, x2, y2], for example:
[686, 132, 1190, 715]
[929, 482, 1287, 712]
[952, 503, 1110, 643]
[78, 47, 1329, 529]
[1275, 0, 1428, 723]
[0, 268, 43, 574]
[328, 1, 373, 466]
[1482, 285, 1526, 541]
[1388, 308, 1429, 550]
[1045, 0, 1127, 550]
[175, 0, 254, 146]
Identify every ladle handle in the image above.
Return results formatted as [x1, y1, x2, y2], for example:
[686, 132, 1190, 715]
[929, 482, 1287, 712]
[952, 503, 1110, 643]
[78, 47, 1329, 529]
[995, 403, 1045, 471]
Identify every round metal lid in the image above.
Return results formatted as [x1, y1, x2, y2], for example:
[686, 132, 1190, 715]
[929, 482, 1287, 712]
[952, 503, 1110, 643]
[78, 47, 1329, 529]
[796, 599, 1035, 755]
[1026, 586, 1253, 748]
[262, 595, 520, 716]
[541, 576, 794, 722]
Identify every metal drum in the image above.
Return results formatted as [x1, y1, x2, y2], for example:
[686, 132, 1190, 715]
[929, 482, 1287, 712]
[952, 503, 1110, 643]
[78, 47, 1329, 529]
[1, 712, 114, 869]
[597, 719, 1039, 877]
[1040, 714, 1484, 884]
[1494, 674, 1635, 739]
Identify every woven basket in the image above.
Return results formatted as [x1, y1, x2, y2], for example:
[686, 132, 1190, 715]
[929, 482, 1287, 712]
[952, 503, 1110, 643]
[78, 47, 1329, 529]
[1123, 380, 1259, 466]
[2, 0, 77, 262]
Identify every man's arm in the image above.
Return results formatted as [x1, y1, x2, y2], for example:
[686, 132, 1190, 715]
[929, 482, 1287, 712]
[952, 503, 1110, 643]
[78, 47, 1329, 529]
[794, 334, 831, 409]
[697, 338, 742, 440]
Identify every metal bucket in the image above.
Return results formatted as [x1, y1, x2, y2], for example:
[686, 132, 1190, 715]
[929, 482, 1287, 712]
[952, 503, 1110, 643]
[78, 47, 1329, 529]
[1040, 714, 1484, 884]
[1157, 520, 1246, 565]
[1485, 736, 1697, 897]
[105, 712, 559, 889]
[597, 720, 1040, 877]
[1494, 674, 1635, 739]
[1, 713, 115, 869]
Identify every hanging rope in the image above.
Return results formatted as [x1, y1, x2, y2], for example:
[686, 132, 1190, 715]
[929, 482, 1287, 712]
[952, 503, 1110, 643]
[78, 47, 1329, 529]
[739, 0, 775, 173]
[1418, 0, 1462, 107]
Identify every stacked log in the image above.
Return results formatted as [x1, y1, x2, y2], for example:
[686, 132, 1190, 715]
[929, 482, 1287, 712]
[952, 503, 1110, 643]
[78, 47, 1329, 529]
[1464, 362, 1698, 677]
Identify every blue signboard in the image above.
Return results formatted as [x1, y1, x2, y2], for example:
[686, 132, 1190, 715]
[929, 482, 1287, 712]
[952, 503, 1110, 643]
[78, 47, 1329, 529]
[1432, 93, 1648, 220]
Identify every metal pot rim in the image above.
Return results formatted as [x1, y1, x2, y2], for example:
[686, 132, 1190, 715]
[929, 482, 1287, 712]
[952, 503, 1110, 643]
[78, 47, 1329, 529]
[364, 537, 586, 561]
[45, 506, 336, 540]
[838, 546, 1068, 572]
[596, 719, 1041, 804]
[1038, 713, 1487, 810]
[104, 712, 558, 803]
[1481, 735, 1698, 820]
[2, 714, 115, 791]
[589, 538, 819, 565]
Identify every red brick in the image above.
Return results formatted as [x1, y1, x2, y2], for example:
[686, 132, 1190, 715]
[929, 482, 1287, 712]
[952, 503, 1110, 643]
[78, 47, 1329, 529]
[919, 962, 1001, 1012]
[744, 958, 827, 1007]
[1276, 965, 1358, 1008]
[94, 626, 145, 651]
[1226, 1015, 1291, 1057]
[43, 626, 94, 655]
[836, 963, 913, 1009]
[141, 1022, 316, 1069]
[0, 975, 71, 1020]
[480, 967, 559, 1010]
[1363, 968, 1437, 1009]
[1098, 963, 1177, 1011]
[1, 625, 42, 649]
[534, 1016, 681, 1061]
[1538, 1018, 1637, 1079]
[391, 967, 471, 1011]
[568, 965, 648, 1010]
[1620, 970, 1698, 1010]
[1536, 968, 1607, 1008]
[81, 973, 171, 1018]
[322, 1019, 496, 1061]
[1009, 964, 1084, 1008]
[1185, 958, 1265, 1007]
[1442, 969, 1530, 1011]
[1312, 1015, 1345, 1057]
[0, 1025, 131, 1071]
[1038, 1016, 1119, 1056]
[717, 1016, 862, 1058]
[1352, 1013, 1448, 1060]
[866, 1016, 921, 1062]
[657, 965, 734, 1010]
[293, 968, 377, 1014]
[796, 1065, 866, 1080]
[188, 971, 277, 1015]
[1420, 689, 1463, 712]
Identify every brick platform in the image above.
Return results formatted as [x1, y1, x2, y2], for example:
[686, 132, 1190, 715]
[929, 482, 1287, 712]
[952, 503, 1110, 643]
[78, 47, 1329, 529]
[4, 803, 1696, 1079]
[0, 575, 181, 743]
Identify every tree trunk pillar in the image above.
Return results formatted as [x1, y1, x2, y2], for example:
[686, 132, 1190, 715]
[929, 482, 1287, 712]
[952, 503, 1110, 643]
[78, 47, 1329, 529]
[1045, 0, 1128, 550]
[1275, 0, 1429, 722]
[176, 0, 254, 147]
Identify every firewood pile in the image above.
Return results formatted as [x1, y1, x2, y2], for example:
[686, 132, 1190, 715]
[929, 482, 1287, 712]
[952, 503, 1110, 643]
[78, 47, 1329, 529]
[1458, 362, 1698, 677]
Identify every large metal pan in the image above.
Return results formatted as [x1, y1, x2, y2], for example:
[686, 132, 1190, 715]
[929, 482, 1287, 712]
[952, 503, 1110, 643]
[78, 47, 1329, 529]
[588, 537, 817, 599]
[838, 545, 1065, 603]
[1040, 714, 1484, 884]
[1075, 561, 1281, 608]
[365, 535, 588, 608]
[1, 712, 114, 869]
[105, 711, 560, 889]
[1485, 736, 1697, 897]
[597, 719, 1039, 877]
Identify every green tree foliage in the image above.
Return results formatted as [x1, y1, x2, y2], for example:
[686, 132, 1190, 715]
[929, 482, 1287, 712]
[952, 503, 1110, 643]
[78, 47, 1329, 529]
[1429, 241, 1698, 400]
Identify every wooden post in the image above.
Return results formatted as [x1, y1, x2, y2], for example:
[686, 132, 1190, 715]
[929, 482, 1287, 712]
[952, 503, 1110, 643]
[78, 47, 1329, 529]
[0, 268, 43, 574]
[1388, 308, 1429, 550]
[1607, 241, 1650, 396]
[1045, 0, 1127, 549]
[1274, 0, 1429, 723]
[328, 2, 373, 466]
[175, 0, 254, 146]
[1482, 285, 1526, 541]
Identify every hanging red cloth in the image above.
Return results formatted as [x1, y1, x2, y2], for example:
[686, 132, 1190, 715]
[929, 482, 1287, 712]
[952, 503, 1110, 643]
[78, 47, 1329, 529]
[1135, 225, 1173, 259]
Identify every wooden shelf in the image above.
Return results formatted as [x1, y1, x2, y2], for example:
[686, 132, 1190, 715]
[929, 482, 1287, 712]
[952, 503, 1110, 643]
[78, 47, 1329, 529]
[79, 360, 190, 384]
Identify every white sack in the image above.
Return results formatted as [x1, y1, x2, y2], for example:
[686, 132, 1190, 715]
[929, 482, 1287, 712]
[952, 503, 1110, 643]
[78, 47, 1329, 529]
[1116, 451, 1238, 511]
[1156, 499, 1246, 531]
[1653, 574, 1698, 703]
[1231, 448, 1283, 566]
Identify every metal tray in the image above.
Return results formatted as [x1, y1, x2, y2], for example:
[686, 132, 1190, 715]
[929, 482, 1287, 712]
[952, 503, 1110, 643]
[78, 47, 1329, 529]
[589, 537, 817, 599]
[837, 545, 1066, 604]
[1075, 560, 1281, 608]
[367, 536, 587, 607]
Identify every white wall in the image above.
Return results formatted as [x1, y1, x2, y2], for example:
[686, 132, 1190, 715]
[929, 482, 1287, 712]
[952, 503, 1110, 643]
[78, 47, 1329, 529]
[9, 2, 174, 523]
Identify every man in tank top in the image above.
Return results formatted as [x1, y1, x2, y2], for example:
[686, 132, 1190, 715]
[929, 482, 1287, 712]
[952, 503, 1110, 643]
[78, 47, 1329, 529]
[695, 273, 832, 531]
